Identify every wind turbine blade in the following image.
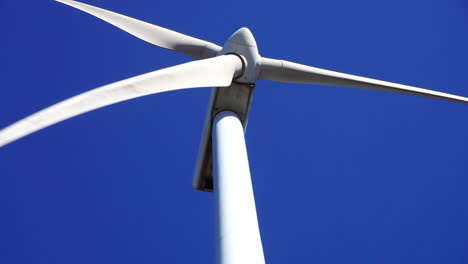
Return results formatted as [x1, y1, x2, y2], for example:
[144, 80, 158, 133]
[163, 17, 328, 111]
[0, 55, 242, 147]
[259, 57, 468, 104]
[56, 0, 221, 59]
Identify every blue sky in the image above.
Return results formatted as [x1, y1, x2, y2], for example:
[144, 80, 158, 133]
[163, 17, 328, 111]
[1, 0, 468, 263]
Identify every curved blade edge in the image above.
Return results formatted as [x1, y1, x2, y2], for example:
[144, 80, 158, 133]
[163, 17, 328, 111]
[259, 57, 468, 104]
[56, 0, 222, 59]
[0, 55, 242, 147]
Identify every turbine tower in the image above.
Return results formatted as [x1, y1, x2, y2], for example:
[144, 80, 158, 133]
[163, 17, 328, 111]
[1, 1, 467, 263]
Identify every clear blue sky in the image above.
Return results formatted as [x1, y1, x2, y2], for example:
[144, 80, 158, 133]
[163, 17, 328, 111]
[1, 0, 468, 263]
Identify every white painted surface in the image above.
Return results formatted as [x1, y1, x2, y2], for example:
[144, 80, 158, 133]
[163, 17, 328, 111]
[0, 55, 242, 147]
[213, 111, 265, 264]
[56, 0, 221, 59]
[219, 28, 261, 83]
[259, 57, 468, 104]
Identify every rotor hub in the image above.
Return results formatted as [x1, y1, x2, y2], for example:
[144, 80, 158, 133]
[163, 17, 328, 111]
[219, 27, 261, 84]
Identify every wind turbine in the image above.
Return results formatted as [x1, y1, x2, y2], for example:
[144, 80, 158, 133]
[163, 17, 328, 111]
[1, 0, 467, 263]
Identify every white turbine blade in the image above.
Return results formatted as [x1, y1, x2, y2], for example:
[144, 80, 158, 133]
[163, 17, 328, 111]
[259, 57, 468, 104]
[56, 0, 221, 59]
[0, 55, 242, 147]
